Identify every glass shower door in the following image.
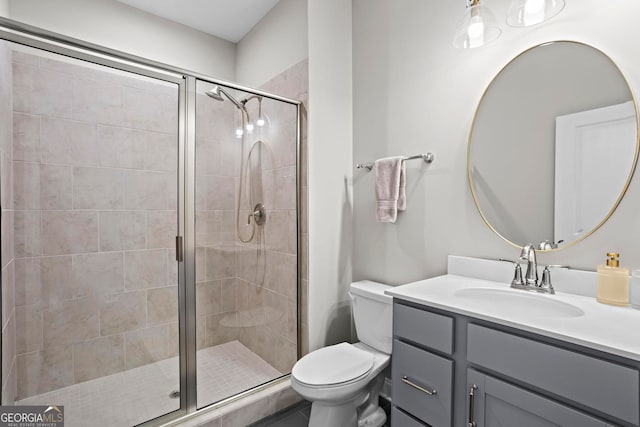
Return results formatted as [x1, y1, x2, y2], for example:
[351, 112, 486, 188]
[1, 42, 182, 426]
[194, 80, 299, 409]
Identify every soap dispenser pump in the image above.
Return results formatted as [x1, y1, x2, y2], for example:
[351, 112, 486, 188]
[596, 252, 629, 307]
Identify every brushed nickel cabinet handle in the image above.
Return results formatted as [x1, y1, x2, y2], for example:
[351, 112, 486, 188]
[401, 376, 438, 396]
[468, 384, 478, 427]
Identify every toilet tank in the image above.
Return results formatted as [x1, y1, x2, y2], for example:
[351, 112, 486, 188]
[349, 280, 393, 354]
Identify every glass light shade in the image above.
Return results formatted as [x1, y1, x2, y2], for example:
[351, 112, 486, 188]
[506, 0, 565, 27]
[246, 122, 254, 133]
[453, 4, 502, 49]
[235, 128, 243, 138]
[256, 113, 270, 128]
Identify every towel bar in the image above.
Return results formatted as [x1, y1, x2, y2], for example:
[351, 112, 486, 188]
[356, 153, 434, 172]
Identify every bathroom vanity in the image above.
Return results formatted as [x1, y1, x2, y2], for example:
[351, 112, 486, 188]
[386, 257, 640, 427]
[381, 38, 640, 427]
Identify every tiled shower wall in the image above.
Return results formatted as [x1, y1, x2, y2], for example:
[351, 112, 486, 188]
[10, 49, 180, 400]
[1, 40, 16, 405]
[194, 59, 307, 376]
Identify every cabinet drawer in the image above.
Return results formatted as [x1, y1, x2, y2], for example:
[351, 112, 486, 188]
[391, 407, 428, 426]
[467, 324, 639, 425]
[394, 302, 454, 354]
[392, 339, 452, 427]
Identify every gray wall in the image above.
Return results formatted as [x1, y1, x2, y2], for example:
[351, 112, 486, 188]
[307, 0, 353, 351]
[235, 0, 308, 88]
[7, 0, 236, 79]
[6, 0, 309, 87]
[352, 0, 640, 285]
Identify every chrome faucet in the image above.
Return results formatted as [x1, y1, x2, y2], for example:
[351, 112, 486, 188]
[504, 244, 559, 294]
[519, 243, 538, 286]
[502, 245, 564, 294]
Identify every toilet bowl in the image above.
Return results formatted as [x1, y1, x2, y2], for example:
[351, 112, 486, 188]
[291, 281, 393, 427]
[292, 342, 389, 402]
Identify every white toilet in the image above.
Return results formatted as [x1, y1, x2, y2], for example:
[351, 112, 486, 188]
[291, 280, 393, 427]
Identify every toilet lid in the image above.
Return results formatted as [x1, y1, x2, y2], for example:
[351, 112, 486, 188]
[292, 343, 374, 386]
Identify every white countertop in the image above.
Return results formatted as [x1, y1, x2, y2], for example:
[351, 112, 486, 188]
[386, 274, 640, 362]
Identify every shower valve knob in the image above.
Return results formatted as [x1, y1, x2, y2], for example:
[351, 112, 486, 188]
[248, 203, 267, 226]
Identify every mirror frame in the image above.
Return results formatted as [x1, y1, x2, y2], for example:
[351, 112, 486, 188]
[467, 40, 640, 252]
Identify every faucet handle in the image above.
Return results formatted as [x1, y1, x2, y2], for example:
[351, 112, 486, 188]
[512, 263, 524, 287]
[539, 265, 570, 294]
[499, 259, 525, 287]
[537, 240, 564, 250]
[538, 240, 555, 250]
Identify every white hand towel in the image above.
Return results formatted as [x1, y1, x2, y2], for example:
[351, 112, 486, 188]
[374, 156, 404, 223]
[398, 159, 406, 211]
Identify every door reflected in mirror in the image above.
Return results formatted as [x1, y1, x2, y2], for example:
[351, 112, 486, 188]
[468, 41, 639, 250]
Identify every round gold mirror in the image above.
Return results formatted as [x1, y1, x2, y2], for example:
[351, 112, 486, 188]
[468, 41, 639, 251]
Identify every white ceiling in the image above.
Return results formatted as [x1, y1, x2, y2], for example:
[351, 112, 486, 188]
[116, 0, 281, 43]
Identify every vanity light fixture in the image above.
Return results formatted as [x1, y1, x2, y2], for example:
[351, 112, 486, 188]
[454, 0, 566, 49]
[453, 0, 502, 49]
[506, 0, 565, 27]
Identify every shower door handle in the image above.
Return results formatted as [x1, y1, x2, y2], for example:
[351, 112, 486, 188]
[175, 236, 184, 262]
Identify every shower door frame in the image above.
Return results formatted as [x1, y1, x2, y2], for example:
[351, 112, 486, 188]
[0, 17, 303, 427]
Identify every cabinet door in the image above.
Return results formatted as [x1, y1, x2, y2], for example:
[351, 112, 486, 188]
[467, 323, 639, 424]
[466, 369, 607, 427]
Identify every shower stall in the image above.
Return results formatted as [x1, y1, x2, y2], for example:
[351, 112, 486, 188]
[0, 20, 303, 427]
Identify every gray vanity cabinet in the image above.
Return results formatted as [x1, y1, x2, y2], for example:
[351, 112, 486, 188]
[391, 299, 640, 427]
[466, 370, 606, 427]
[391, 302, 455, 427]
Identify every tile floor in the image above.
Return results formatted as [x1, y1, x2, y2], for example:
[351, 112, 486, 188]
[196, 340, 282, 407]
[16, 340, 282, 427]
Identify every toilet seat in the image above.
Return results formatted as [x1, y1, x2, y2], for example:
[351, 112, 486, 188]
[292, 343, 374, 386]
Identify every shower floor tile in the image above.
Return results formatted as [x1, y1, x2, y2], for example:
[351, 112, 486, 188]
[15, 340, 282, 427]
[197, 340, 282, 408]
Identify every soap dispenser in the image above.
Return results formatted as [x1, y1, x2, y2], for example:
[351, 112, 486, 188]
[596, 252, 629, 307]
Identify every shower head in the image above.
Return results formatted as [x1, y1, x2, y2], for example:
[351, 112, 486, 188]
[206, 85, 244, 110]
[205, 87, 224, 102]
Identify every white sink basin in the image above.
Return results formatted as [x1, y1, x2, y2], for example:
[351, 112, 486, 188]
[453, 288, 585, 319]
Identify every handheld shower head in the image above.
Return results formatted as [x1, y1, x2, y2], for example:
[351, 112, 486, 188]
[205, 87, 224, 102]
[206, 85, 244, 110]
